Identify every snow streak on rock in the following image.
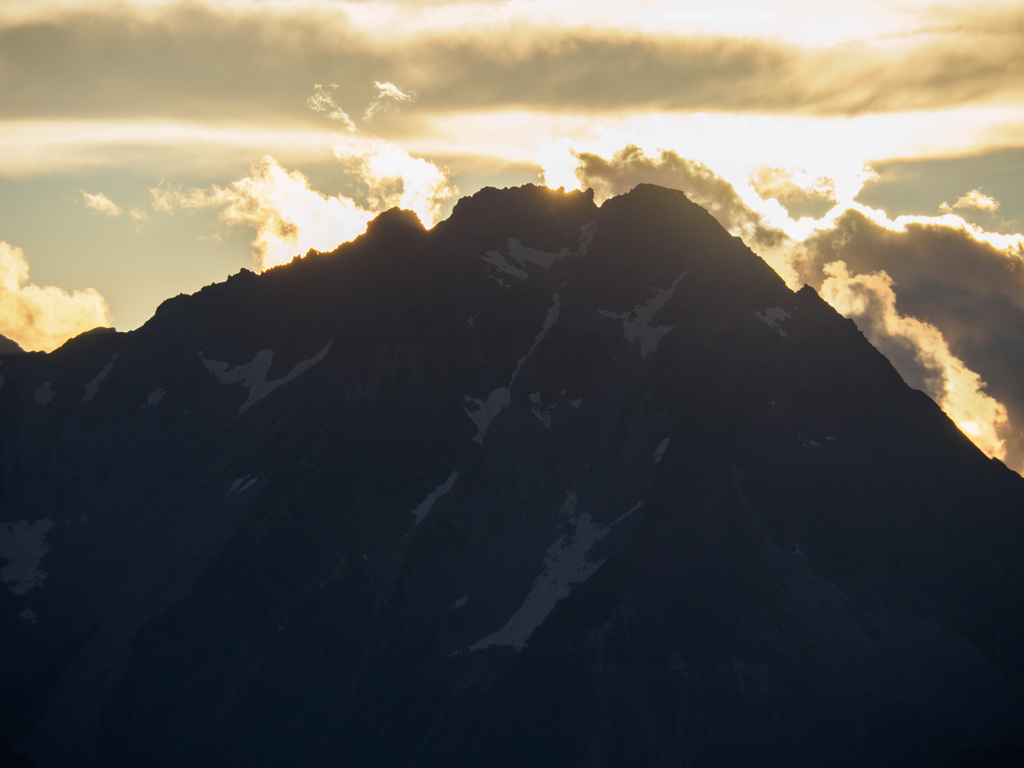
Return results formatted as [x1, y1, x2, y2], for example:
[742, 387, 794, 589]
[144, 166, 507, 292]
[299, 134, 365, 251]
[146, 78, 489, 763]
[481, 250, 528, 282]
[0, 519, 54, 595]
[654, 438, 670, 464]
[481, 238, 566, 285]
[506, 239, 563, 270]
[577, 221, 598, 256]
[755, 306, 790, 337]
[513, 294, 560, 385]
[529, 392, 552, 429]
[145, 388, 166, 407]
[411, 471, 459, 526]
[599, 273, 686, 359]
[227, 475, 258, 496]
[466, 295, 560, 444]
[202, 342, 332, 413]
[470, 495, 640, 653]
[83, 354, 117, 402]
[465, 388, 511, 445]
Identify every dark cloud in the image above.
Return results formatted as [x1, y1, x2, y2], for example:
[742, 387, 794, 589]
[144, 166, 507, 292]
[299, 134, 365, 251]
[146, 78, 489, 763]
[573, 145, 787, 250]
[3, 4, 1024, 123]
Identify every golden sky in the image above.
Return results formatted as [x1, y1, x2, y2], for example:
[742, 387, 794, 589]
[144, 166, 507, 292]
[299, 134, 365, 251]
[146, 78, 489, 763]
[1, 0, 1023, 471]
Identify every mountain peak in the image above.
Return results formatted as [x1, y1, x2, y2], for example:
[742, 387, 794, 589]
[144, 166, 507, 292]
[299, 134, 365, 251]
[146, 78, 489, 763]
[2, 183, 1023, 768]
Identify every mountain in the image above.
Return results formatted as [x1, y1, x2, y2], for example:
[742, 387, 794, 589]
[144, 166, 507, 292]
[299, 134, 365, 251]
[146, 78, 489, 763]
[0, 333, 23, 356]
[1, 184, 1023, 768]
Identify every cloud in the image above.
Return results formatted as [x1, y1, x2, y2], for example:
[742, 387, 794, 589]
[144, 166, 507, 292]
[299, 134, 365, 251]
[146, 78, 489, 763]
[794, 209, 1024, 472]
[307, 84, 356, 130]
[364, 81, 416, 121]
[819, 260, 1009, 462]
[551, 141, 1024, 472]
[82, 191, 123, 216]
[749, 167, 836, 219]
[4, 2, 1024, 126]
[151, 145, 455, 270]
[335, 139, 455, 229]
[570, 145, 788, 252]
[152, 157, 377, 270]
[0, 241, 112, 352]
[940, 188, 1000, 214]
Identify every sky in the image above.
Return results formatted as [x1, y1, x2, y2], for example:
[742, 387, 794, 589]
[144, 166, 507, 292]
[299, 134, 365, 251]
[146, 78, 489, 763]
[1, 0, 1023, 472]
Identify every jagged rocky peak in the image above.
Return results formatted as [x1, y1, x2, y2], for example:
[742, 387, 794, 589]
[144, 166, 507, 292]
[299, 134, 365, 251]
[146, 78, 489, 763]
[1, 183, 1023, 768]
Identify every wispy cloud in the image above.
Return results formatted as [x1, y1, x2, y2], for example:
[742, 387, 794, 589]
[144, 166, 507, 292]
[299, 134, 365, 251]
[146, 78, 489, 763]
[306, 84, 356, 130]
[0, 241, 112, 352]
[364, 81, 416, 121]
[81, 190, 123, 216]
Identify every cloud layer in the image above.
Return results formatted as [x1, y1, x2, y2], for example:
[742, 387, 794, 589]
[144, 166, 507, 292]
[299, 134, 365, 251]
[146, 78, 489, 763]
[2, 2, 1023, 125]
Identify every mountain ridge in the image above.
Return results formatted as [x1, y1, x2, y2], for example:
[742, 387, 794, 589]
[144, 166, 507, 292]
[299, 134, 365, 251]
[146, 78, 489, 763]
[1, 183, 1023, 767]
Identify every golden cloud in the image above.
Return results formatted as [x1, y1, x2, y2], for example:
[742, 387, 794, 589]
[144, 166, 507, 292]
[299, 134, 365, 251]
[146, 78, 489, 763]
[0, 241, 112, 352]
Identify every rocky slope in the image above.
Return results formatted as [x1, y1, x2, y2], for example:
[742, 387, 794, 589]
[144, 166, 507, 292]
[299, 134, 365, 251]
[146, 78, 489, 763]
[2, 184, 1023, 767]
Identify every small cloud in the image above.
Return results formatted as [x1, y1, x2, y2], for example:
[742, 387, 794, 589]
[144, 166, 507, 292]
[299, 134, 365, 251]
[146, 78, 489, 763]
[0, 241, 112, 352]
[364, 80, 416, 121]
[749, 167, 837, 220]
[82, 191, 123, 217]
[306, 84, 356, 131]
[940, 188, 1001, 215]
[129, 207, 149, 222]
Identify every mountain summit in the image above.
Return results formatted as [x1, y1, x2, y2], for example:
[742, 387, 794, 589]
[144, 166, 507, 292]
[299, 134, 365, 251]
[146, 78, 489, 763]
[2, 184, 1023, 767]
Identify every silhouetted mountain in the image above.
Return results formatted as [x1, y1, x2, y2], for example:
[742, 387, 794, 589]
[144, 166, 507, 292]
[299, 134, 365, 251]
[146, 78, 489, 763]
[2, 184, 1023, 768]
[0, 333, 23, 356]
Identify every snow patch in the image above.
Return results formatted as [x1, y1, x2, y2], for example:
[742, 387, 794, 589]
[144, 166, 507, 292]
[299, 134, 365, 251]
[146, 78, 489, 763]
[599, 273, 686, 359]
[465, 294, 560, 444]
[506, 239, 563, 269]
[19, 607, 38, 623]
[145, 388, 166, 407]
[755, 306, 790, 337]
[654, 438, 670, 464]
[465, 388, 511, 445]
[33, 382, 54, 406]
[481, 250, 528, 281]
[203, 342, 332, 413]
[570, 397, 583, 409]
[411, 471, 459, 525]
[481, 239, 566, 283]
[576, 221, 597, 256]
[227, 475, 258, 496]
[470, 495, 639, 653]
[452, 595, 468, 611]
[529, 392, 552, 429]
[83, 353, 118, 402]
[0, 519, 54, 595]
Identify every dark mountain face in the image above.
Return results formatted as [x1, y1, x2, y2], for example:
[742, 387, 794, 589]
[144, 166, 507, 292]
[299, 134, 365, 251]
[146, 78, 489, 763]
[2, 184, 1023, 768]
[0, 333, 23, 356]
